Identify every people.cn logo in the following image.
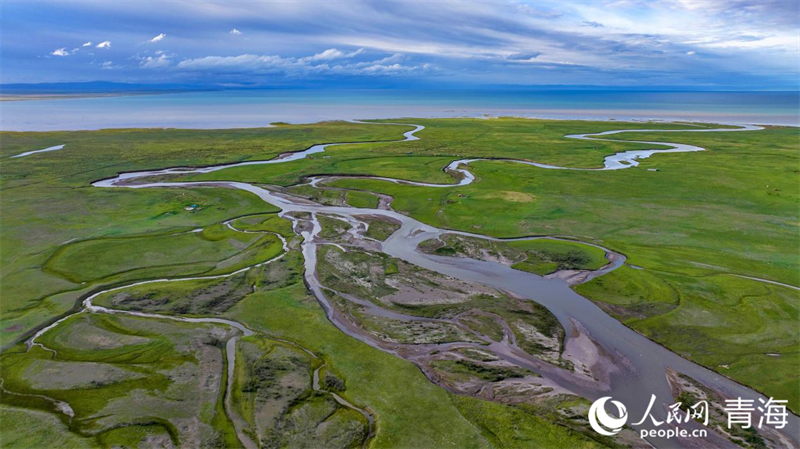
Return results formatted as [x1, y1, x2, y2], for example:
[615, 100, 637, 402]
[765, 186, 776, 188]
[589, 397, 628, 436]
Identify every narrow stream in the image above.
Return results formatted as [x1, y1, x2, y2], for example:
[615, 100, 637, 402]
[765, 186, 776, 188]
[27, 120, 797, 448]
[10, 144, 66, 159]
[26, 226, 375, 448]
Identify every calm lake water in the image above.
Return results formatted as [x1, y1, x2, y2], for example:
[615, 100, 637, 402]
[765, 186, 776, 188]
[1, 89, 797, 131]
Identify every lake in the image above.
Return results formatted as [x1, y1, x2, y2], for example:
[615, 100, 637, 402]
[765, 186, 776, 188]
[1, 89, 797, 131]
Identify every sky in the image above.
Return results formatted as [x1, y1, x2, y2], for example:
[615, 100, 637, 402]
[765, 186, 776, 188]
[2, 0, 799, 90]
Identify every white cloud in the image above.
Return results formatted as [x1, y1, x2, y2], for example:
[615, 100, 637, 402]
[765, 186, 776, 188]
[360, 62, 431, 74]
[686, 51, 696, 55]
[140, 53, 172, 68]
[302, 48, 364, 62]
[176, 49, 430, 77]
[177, 54, 290, 71]
[51, 48, 70, 56]
[82, 41, 92, 47]
[46, 0, 798, 85]
[340, 36, 502, 60]
[96, 41, 111, 49]
[101, 61, 118, 70]
[350, 53, 404, 68]
[150, 33, 166, 43]
[693, 34, 797, 50]
[507, 51, 542, 61]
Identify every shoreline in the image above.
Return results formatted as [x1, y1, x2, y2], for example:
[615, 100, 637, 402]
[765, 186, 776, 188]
[0, 114, 796, 133]
[1, 89, 797, 131]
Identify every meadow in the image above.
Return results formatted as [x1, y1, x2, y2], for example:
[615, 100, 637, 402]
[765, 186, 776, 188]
[185, 118, 798, 410]
[1, 313, 238, 447]
[420, 233, 610, 275]
[1, 117, 797, 447]
[0, 121, 405, 347]
[225, 276, 602, 449]
[327, 123, 799, 410]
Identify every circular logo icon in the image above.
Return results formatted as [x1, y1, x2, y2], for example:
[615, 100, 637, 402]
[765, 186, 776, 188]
[589, 397, 628, 436]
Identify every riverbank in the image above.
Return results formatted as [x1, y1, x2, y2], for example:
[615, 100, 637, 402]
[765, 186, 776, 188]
[76, 119, 798, 445]
[2, 117, 797, 448]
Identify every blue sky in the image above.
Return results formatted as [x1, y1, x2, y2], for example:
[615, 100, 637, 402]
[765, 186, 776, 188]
[2, 0, 798, 89]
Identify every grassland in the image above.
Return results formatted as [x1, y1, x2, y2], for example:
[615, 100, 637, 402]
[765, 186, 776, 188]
[184, 118, 713, 186]
[231, 335, 368, 447]
[179, 118, 797, 410]
[326, 122, 800, 411]
[286, 184, 381, 209]
[0, 121, 406, 347]
[420, 233, 609, 275]
[226, 279, 601, 448]
[450, 395, 603, 449]
[1, 118, 607, 447]
[91, 249, 304, 316]
[576, 269, 799, 408]
[230, 213, 296, 237]
[45, 224, 284, 283]
[360, 216, 401, 241]
[1, 117, 797, 445]
[0, 405, 95, 448]
[0, 313, 238, 447]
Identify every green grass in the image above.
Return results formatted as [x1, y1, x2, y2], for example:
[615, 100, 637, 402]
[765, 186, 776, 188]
[345, 190, 380, 209]
[192, 154, 458, 186]
[0, 121, 407, 347]
[0, 121, 412, 189]
[578, 270, 799, 409]
[507, 239, 608, 274]
[226, 282, 489, 448]
[450, 396, 601, 449]
[430, 359, 532, 382]
[0, 313, 237, 446]
[363, 217, 401, 241]
[424, 234, 608, 275]
[2, 117, 797, 441]
[43, 224, 277, 283]
[91, 250, 304, 317]
[191, 119, 799, 411]
[96, 424, 176, 448]
[183, 118, 715, 187]
[573, 265, 680, 319]
[230, 213, 295, 237]
[324, 123, 799, 410]
[0, 186, 277, 347]
[317, 215, 351, 241]
[231, 335, 367, 447]
[226, 281, 595, 448]
[0, 404, 96, 449]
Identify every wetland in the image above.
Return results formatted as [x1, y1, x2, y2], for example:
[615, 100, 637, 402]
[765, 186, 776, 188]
[1, 117, 797, 448]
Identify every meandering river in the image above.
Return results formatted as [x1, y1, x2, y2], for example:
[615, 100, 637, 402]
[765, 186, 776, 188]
[29, 121, 797, 448]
